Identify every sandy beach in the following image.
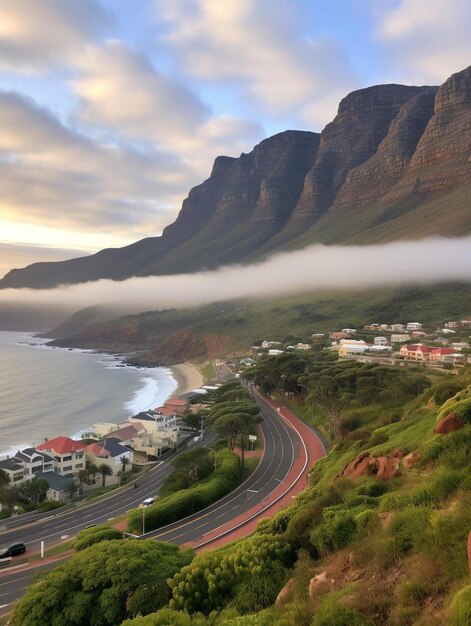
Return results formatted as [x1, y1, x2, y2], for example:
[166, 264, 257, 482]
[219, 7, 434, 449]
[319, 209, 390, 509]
[171, 362, 204, 397]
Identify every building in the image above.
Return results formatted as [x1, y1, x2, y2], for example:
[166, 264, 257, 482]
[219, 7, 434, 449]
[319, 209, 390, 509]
[14, 448, 55, 479]
[261, 340, 282, 348]
[374, 336, 388, 346]
[369, 345, 393, 352]
[103, 422, 146, 447]
[429, 348, 457, 363]
[390, 324, 406, 332]
[330, 332, 352, 340]
[441, 328, 456, 334]
[0, 458, 25, 484]
[268, 349, 284, 355]
[157, 398, 189, 417]
[406, 322, 423, 331]
[37, 436, 86, 476]
[84, 438, 133, 479]
[338, 339, 369, 358]
[399, 344, 433, 362]
[342, 328, 357, 334]
[451, 342, 470, 351]
[37, 471, 75, 502]
[294, 342, 311, 351]
[411, 331, 427, 338]
[130, 410, 177, 434]
[391, 334, 410, 343]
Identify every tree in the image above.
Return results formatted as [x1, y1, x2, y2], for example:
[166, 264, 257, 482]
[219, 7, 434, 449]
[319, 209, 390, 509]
[120, 456, 130, 473]
[307, 379, 346, 440]
[10, 539, 194, 626]
[0, 468, 9, 491]
[18, 477, 49, 507]
[97, 463, 113, 487]
[75, 468, 89, 493]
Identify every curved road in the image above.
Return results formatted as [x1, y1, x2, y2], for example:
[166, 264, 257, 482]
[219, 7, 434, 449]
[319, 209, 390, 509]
[0, 389, 324, 616]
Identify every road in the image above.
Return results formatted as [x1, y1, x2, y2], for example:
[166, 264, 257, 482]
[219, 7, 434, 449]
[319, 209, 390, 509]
[0, 389, 325, 617]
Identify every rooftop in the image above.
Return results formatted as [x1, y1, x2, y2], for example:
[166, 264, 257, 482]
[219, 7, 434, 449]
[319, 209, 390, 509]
[37, 436, 86, 454]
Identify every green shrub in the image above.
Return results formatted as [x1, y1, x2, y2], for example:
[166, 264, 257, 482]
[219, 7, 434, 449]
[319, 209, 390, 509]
[310, 509, 357, 556]
[410, 469, 462, 506]
[230, 560, 288, 613]
[354, 479, 388, 498]
[449, 585, 471, 626]
[127, 450, 240, 533]
[388, 507, 431, 555]
[73, 525, 122, 551]
[311, 601, 374, 626]
[433, 382, 462, 406]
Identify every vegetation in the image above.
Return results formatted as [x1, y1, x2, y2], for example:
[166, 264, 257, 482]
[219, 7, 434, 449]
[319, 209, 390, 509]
[73, 524, 123, 551]
[10, 540, 193, 626]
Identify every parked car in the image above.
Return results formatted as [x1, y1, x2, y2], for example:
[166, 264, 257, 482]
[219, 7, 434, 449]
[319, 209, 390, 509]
[142, 497, 155, 507]
[0, 543, 26, 558]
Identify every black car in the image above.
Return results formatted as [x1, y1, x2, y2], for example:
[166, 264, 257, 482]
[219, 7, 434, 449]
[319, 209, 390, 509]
[0, 543, 26, 558]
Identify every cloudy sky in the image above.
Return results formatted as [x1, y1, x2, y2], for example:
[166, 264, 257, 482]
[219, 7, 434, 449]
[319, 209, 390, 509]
[0, 0, 470, 277]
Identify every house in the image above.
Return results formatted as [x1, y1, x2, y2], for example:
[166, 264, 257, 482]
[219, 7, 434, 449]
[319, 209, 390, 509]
[91, 423, 117, 438]
[391, 334, 410, 343]
[411, 331, 427, 338]
[261, 340, 282, 348]
[363, 324, 380, 331]
[330, 332, 352, 340]
[157, 398, 189, 417]
[342, 328, 357, 334]
[14, 448, 55, 479]
[374, 336, 389, 346]
[311, 333, 325, 339]
[369, 345, 393, 352]
[294, 342, 311, 351]
[441, 328, 456, 334]
[399, 344, 433, 362]
[37, 471, 75, 502]
[103, 422, 146, 447]
[37, 436, 86, 476]
[451, 342, 470, 351]
[0, 458, 25, 484]
[84, 438, 133, 478]
[406, 322, 423, 331]
[429, 348, 456, 363]
[268, 349, 284, 355]
[390, 324, 406, 332]
[338, 340, 369, 358]
[130, 410, 177, 433]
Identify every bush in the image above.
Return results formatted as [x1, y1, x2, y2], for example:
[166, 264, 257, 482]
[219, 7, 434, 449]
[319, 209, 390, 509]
[387, 507, 431, 555]
[231, 560, 288, 613]
[433, 382, 462, 406]
[410, 469, 462, 506]
[73, 525, 122, 551]
[311, 601, 374, 626]
[449, 585, 471, 626]
[127, 450, 240, 533]
[310, 509, 357, 556]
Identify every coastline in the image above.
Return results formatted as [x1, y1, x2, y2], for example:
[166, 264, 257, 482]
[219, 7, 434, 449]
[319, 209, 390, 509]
[171, 362, 204, 397]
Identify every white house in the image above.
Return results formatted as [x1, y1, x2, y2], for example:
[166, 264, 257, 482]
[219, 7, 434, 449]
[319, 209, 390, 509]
[342, 328, 357, 334]
[407, 322, 423, 331]
[391, 334, 410, 343]
[37, 437, 86, 477]
[268, 349, 284, 355]
[338, 339, 369, 358]
[14, 448, 55, 480]
[374, 336, 389, 346]
[390, 324, 406, 332]
[262, 340, 282, 348]
[295, 342, 311, 351]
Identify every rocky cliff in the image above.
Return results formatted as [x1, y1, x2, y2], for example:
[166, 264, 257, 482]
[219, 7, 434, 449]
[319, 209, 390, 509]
[2, 66, 470, 289]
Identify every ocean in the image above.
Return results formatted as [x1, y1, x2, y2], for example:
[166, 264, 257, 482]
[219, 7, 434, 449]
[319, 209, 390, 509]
[0, 331, 177, 458]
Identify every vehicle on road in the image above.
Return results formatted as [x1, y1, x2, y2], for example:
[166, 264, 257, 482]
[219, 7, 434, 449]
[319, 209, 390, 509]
[142, 497, 155, 507]
[0, 542, 26, 558]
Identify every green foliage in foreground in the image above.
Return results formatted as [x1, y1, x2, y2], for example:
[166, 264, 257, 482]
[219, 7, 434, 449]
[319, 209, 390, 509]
[127, 449, 240, 533]
[169, 534, 293, 614]
[73, 524, 123, 551]
[10, 540, 193, 626]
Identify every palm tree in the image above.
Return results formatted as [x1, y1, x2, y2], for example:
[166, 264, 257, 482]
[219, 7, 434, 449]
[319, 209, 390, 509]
[120, 456, 130, 473]
[97, 463, 113, 487]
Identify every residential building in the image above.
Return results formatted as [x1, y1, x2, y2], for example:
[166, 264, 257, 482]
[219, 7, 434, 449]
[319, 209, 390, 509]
[294, 342, 311, 351]
[342, 328, 357, 334]
[406, 322, 423, 331]
[429, 348, 457, 363]
[103, 422, 147, 447]
[338, 339, 369, 358]
[390, 324, 406, 332]
[158, 398, 189, 417]
[330, 332, 352, 340]
[37, 436, 86, 476]
[14, 448, 55, 479]
[412, 331, 427, 338]
[363, 324, 380, 331]
[37, 471, 74, 502]
[369, 345, 393, 352]
[84, 438, 133, 479]
[268, 349, 284, 355]
[399, 344, 433, 362]
[451, 342, 470, 351]
[374, 336, 388, 346]
[261, 340, 282, 348]
[0, 458, 25, 484]
[441, 328, 456, 334]
[391, 334, 410, 343]
[130, 410, 177, 434]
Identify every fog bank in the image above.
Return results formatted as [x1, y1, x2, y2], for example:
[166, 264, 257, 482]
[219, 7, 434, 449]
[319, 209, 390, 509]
[1, 237, 470, 314]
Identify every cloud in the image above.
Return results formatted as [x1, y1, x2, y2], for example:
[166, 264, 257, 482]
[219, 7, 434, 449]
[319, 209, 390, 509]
[376, 0, 471, 82]
[0, 0, 110, 72]
[2, 237, 470, 313]
[0, 90, 193, 237]
[155, 0, 357, 128]
[0, 242, 88, 279]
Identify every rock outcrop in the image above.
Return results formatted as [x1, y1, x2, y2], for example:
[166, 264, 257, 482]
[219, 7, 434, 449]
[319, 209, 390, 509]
[434, 413, 466, 434]
[339, 450, 407, 481]
[2, 66, 470, 289]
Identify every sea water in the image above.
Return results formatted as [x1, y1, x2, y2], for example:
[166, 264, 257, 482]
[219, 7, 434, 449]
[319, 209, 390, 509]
[0, 331, 177, 458]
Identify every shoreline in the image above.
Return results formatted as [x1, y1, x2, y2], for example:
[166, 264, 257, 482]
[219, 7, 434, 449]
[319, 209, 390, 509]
[171, 362, 204, 398]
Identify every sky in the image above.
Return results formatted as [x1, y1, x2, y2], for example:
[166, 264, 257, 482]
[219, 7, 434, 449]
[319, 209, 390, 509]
[0, 0, 470, 278]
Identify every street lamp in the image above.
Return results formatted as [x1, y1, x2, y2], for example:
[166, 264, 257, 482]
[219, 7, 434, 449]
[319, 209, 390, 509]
[274, 478, 288, 507]
[142, 506, 145, 535]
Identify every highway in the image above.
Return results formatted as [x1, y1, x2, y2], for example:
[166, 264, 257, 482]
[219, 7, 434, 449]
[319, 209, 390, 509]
[0, 388, 324, 617]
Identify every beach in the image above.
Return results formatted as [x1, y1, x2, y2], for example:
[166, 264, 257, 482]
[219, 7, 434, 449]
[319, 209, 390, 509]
[171, 362, 204, 397]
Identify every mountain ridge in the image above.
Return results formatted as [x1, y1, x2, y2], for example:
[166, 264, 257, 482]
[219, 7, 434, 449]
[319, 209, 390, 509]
[2, 66, 471, 289]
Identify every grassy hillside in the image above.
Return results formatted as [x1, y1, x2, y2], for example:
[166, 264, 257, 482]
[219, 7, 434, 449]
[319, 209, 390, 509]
[51, 283, 471, 364]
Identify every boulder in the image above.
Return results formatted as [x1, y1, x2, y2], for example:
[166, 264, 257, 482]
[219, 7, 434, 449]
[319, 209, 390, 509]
[309, 571, 334, 599]
[275, 577, 295, 606]
[434, 413, 465, 435]
[339, 451, 402, 481]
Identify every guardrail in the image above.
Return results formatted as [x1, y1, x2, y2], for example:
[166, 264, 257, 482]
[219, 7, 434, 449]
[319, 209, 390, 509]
[0, 557, 12, 568]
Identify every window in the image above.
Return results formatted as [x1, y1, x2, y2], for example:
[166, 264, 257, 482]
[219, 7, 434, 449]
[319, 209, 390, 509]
[75, 453, 84, 459]
[75, 463, 83, 469]
[62, 455, 72, 462]
[63, 465, 72, 472]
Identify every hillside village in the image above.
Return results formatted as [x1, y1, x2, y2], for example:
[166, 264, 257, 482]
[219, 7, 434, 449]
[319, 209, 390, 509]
[242, 318, 471, 371]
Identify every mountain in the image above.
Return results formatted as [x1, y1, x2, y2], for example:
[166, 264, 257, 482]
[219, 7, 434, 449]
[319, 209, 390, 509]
[2, 66, 471, 290]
